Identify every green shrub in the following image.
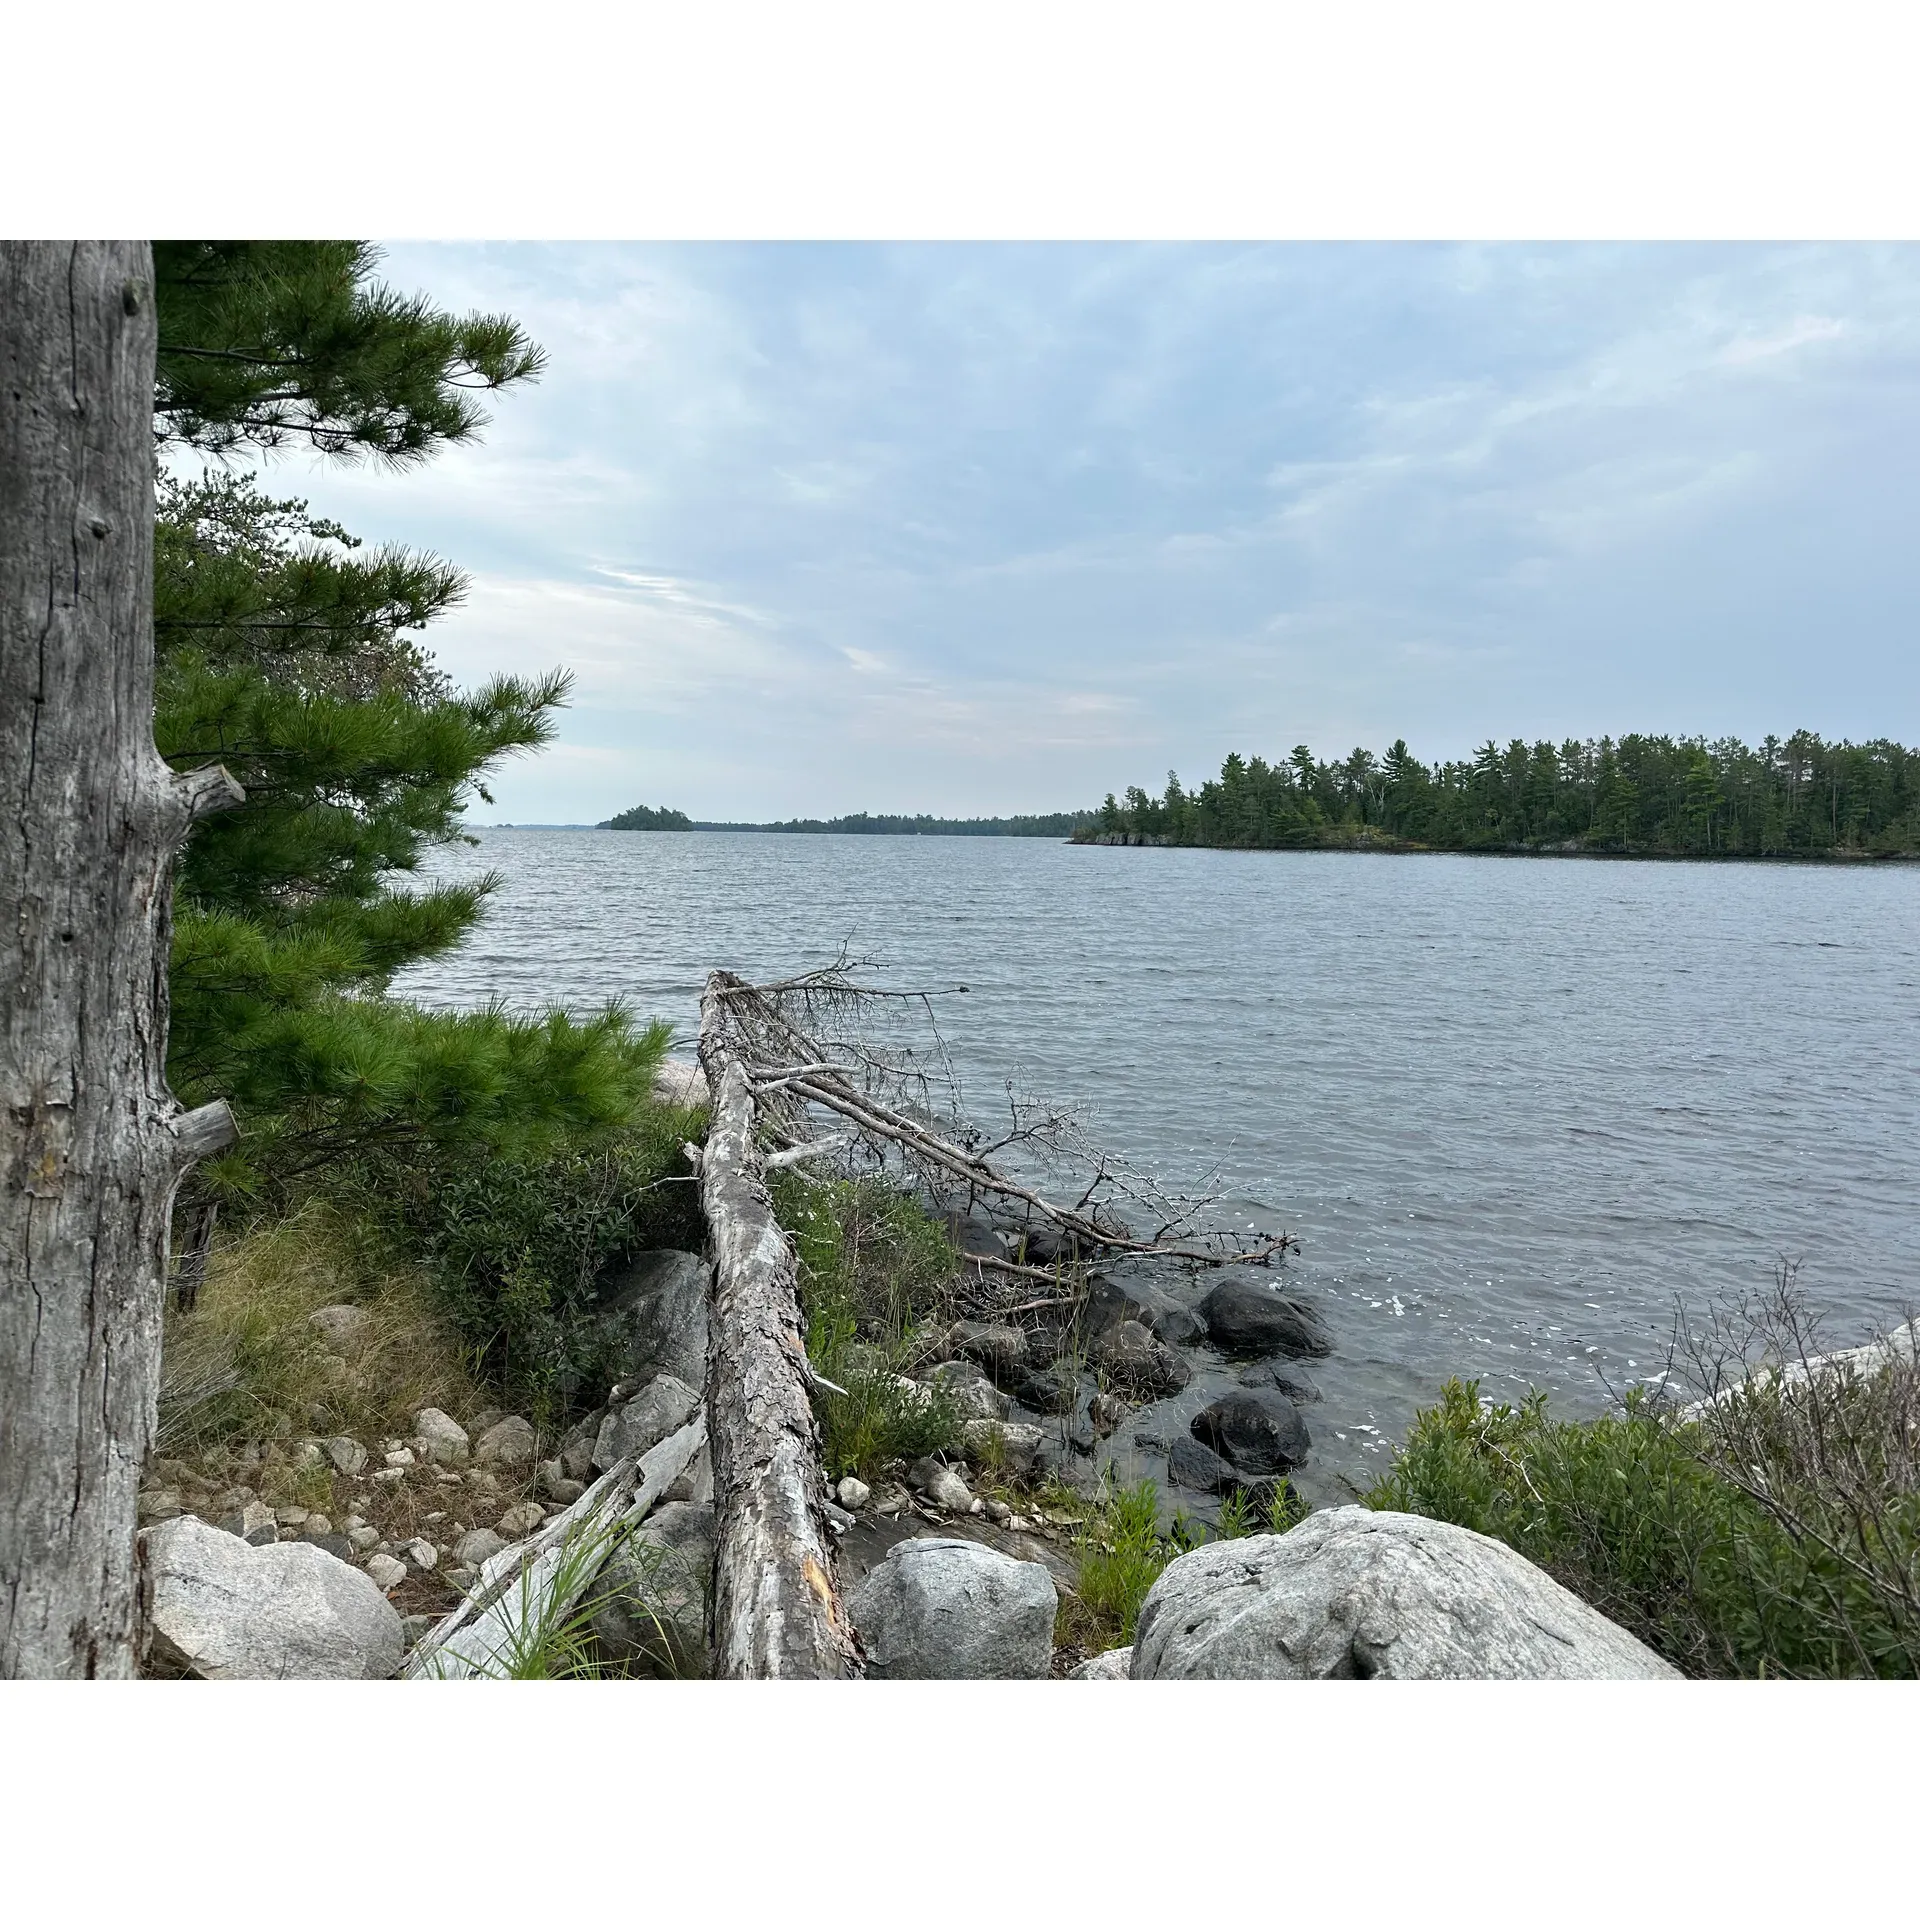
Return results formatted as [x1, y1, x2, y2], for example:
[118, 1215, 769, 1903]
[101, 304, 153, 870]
[403, 1099, 707, 1420]
[775, 1175, 966, 1479]
[1365, 1377, 1920, 1678]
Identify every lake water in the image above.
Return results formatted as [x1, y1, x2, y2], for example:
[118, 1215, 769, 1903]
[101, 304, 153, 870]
[397, 829, 1920, 1502]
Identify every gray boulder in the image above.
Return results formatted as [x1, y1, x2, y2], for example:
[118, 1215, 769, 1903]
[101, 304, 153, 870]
[926, 1359, 1012, 1421]
[1132, 1507, 1682, 1679]
[848, 1538, 1057, 1678]
[1190, 1390, 1311, 1473]
[592, 1372, 701, 1472]
[596, 1249, 711, 1391]
[473, 1415, 536, 1471]
[412, 1408, 469, 1465]
[144, 1515, 405, 1680]
[588, 1500, 714, 1677]
[1197, 1278, 1333, 1359]
[1070, 1646, 1133, 1679]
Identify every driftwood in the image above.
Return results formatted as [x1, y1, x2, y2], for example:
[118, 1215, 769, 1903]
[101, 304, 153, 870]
[697, 989, 862, 1679]
[404, 1414, 706, 1679]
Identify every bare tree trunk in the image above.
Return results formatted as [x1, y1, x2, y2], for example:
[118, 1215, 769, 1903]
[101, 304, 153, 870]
[699, 984, 861, 1678]
[0, 242, 241, 1678]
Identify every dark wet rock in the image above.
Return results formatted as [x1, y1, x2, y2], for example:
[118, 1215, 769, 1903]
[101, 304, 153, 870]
[1091, 1319, 1192, 1397]
[1081, 1268, 1206, 1347]
[942, 1211, 1010, 1260]
[1198, 1278, 1333, 1359]
[949, 1320, 1029, 1380]
[1168, 1435, 1240, 1494]
[1008, 1366, 1077, 1416]
[1238, 1358, 1323, 1402]
[1191, 1390, 1312, 1474]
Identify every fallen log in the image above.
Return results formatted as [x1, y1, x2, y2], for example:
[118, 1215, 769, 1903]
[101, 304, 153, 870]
[404, 1414, 705, 1680]
[699, 984, 862, 1679]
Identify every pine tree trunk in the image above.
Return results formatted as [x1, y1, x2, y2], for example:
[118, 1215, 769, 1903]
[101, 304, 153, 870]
[0, 242, 241, 1678]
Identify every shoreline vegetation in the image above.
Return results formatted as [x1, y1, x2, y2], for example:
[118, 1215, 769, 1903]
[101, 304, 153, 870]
[1075, 732, 1920, 859]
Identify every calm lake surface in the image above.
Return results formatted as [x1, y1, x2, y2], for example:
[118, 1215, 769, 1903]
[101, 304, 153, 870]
[398, 830, 1920, 1501]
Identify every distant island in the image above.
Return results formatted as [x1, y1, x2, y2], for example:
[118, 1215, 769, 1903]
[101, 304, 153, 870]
[1075, 732, 1920, 859]
[601, 803, 694, 831]
[601, 807, 1093, 838]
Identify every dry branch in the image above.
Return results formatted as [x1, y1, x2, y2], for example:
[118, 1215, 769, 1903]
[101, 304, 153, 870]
[403, 1413, 706, 1680]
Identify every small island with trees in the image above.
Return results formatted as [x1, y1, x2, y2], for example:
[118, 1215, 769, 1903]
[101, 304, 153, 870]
[1077, 733, 1920, 858]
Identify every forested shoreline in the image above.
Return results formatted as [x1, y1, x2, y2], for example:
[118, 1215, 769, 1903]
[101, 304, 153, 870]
[1078, 733, 1920, 859]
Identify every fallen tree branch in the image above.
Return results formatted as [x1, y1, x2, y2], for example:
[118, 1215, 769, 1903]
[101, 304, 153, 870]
[403, 1413, 706, 1680]
[698, 988, 863, 1679]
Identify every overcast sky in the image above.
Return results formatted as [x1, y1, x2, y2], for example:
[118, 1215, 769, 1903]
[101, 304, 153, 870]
[274, 242, 1920, 823]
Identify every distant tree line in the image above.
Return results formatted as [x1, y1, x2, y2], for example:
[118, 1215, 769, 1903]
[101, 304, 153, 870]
[601, 809, 1095, 837]
[1079, 733, 1920, 858]
[602, 803, 693, 831]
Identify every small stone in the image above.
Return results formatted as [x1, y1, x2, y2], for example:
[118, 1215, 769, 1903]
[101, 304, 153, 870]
[405, 1539, 439, 1570]
[301, 1512, 334, 1538]
[1088, 1392, 1129, 1437]
[370, 1466, 405, 1486]
[274, 1506, 309, 1528]
[227, 1499, 277, 1546]
[382, 1447, 415, 1469]
[496, 1501, 545, 1541]
[308, 1304, 370, 1352]
[465, 1468, 501, 1493]
[473, 1415, 537, 1471]
[1006, 1514, 1034, 1533]
[348, 1525, 380, 1552]
[456, 1528, 508, 1569]
[985, 1498, 1012, 1523]
[364, 1553, 409, 1592]
[324, 1436, 368, 1476]
[546, 1477, 587, 1505]
[445, 1567, 477, 1593]
[871, 1489, 909, 1519]
[836, 1476, 871, 1512]
[137, 1488, 182, 1523]
[290, 1442, 324, 1471]
[412, 1408, 470, 1466]
[434, 1470, 463, 1485]
[906, 1458, 975, 1514]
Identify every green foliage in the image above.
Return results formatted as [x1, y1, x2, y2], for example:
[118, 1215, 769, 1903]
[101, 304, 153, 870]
[602, 803, 693, 831]
[1073, 1477, 1182, 1651]
[1365, 1378, 1920, 1678]
[1079, 731, 1920, 857]
[153, 265, 657, 1196]
[776, 1176, 966, 1479]
[704, 810, 1097, 837]
[403, 1099, 705, 1420]
[154, 241, 543, 464]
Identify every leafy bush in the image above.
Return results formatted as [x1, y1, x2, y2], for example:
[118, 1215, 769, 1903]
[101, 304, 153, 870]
[1364, 1375, 1920, 1678]
[404, 1098, 707, 1420]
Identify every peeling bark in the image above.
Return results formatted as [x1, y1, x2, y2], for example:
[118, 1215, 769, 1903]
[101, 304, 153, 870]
[0, 242, 240, 1677]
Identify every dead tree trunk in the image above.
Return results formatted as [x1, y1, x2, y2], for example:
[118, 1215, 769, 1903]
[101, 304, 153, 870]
[0, 242, 242, 1678]
[698, 983, 861, 1678]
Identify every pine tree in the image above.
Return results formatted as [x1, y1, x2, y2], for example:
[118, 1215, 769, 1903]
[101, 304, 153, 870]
[153, 246, 665, 1201]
